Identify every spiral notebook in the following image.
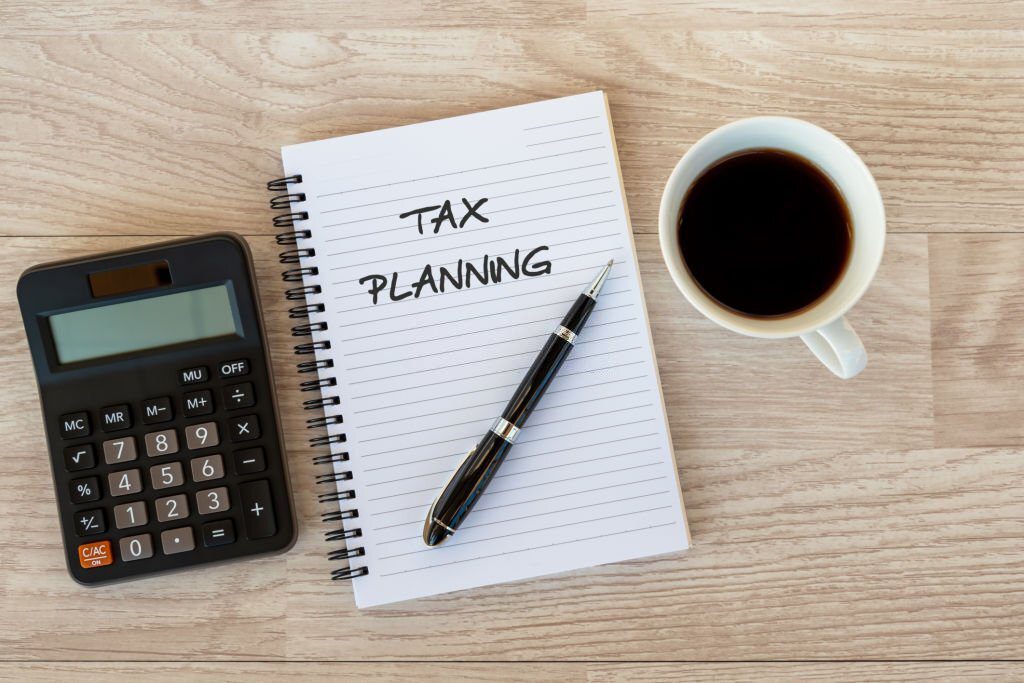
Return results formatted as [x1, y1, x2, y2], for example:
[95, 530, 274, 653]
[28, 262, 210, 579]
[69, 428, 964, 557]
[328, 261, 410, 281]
[268, 91, 689, 607]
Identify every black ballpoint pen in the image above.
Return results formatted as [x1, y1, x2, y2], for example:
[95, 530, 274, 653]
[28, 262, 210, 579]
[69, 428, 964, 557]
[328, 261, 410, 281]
[423, 259, 614, 547]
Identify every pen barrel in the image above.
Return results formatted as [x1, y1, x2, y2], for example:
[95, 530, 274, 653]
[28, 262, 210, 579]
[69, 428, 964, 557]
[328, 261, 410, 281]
[501, 332, 575, 427]
[559, 293, 598, 333]
[433, 431, 512, 531]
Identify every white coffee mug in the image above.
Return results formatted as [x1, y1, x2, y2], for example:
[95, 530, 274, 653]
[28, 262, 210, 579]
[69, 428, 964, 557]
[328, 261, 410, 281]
[658, 117, 885, 379]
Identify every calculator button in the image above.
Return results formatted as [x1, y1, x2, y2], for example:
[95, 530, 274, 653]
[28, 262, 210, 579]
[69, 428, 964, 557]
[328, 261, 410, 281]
[63, 444, 95, 472]
[69, 476, 101, 504]
[102, 436, 137, 464]
[78, 540, 112, 569]
[60, 412, 90, 439]
[233, 447, 266, 475]
[240, 480, 276, 539]
[183, 390, 214, 417]
[119, 534, 154, 562]
[219, 359, 249, 378]
[202, 519, 235, 547]
[74, 508, 106, 537]
[185, 422, 219, 450]
[179, 366, 208, 385]
[155, 494, 189, 522]
[190, 454, 225, 482]
[144, 429, 179, 457]
[141, 396, 173, 424]
[150, 462, 185, 490]
[224, 382, 255, 409]
[229, 415, 260, 442]
[100, 404, 131, 432]
[108, 469, 143, 497]
[113, 501, 148, 529]
[196, 486, 230, 515]
[161, 527, 195, 555]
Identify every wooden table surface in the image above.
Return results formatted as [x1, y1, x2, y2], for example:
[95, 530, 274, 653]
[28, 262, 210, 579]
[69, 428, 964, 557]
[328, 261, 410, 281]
[1, 2, 1022, 680]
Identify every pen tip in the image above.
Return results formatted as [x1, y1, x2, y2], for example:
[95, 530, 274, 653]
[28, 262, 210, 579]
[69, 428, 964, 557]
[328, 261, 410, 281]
[607, 259, 614, 267]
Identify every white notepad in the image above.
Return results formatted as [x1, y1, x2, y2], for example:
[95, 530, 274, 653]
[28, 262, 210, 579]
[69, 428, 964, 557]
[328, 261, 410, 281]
[279, 91, 689, 607]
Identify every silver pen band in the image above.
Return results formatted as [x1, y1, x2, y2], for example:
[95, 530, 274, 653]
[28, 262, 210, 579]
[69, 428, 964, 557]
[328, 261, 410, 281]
[490, 417, 520, 443]
[554, 325, 577, 344]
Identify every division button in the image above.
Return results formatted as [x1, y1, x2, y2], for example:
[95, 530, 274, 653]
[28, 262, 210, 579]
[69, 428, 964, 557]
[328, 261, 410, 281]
[223, 382, 255, 409]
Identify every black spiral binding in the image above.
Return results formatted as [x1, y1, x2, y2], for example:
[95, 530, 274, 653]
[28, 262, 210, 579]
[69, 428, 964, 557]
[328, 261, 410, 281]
[268, 175, 369, 582]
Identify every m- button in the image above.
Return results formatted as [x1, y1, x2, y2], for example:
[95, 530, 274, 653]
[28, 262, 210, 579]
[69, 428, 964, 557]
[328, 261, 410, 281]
[218, 359, 249, 378]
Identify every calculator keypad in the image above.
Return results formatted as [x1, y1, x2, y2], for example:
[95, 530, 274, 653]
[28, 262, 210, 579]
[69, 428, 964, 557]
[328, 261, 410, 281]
[49, 351, 293, 584]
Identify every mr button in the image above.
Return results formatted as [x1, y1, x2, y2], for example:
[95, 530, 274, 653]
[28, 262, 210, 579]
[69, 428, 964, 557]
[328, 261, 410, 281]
[78, 540, 113, 569]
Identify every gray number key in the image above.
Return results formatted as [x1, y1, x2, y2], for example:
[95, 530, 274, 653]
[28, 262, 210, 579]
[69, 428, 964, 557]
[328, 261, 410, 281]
[102, 436, 137, 464]
[185, 422, 219, 450]
[144, 429, 179, 457]
[155, 494, 189, 522]
[150, 462, 185, 490]
[108, 469, 142, 497]
[113, 501, 148, 529]
[119, 533, 153, 562]
[196, 486, 230, 515]
[190, 454, 224, 483]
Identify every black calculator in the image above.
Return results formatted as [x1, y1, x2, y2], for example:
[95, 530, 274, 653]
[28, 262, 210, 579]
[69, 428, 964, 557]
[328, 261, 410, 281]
[17, 233, 296, 584]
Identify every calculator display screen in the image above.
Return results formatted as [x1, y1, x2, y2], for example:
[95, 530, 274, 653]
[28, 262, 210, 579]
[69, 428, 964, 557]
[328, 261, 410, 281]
[48, 284, 241, 364]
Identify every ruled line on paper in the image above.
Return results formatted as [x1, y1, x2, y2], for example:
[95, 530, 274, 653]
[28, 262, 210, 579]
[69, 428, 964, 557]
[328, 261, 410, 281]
[363, 431, 660, 478]
[315, 145, 608, 198]
[360, 415, 656, 459]
[345, 328, 638, 373]
[377, 513, 675, 566]
[349, 355, 643, 400]
[318, 162, 608, 213]
[523, 115, 601, 131]
[526, 132, 603, 147]
[348, 344, 643, 387]
[320, 173, 610, 220]
[376, 489, 671, 544]
[346, 311, 634, 357]
[366, 459, 664, 503]
[358, 401, 654, 445]
[371, 474, 666, 528]
[355, 369, 643, 419]
[366, 443, 660, 489]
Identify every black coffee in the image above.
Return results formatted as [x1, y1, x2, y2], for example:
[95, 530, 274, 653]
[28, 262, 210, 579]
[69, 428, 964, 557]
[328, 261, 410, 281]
[678, 149, 852, 318]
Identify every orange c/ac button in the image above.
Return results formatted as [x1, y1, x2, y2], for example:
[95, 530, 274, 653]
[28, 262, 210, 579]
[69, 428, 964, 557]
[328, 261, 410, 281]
[78, 540, 113, 569]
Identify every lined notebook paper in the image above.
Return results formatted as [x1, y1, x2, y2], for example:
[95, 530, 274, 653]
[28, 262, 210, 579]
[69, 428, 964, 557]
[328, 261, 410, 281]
[280, 92, 689, 607]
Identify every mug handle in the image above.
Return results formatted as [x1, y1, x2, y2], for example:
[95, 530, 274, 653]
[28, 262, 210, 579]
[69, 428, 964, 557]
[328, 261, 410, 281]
[799, 316, 867, 379]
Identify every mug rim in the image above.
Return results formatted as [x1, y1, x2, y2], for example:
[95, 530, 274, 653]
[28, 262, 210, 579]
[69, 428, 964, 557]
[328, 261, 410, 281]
[658, 116, 886, 339]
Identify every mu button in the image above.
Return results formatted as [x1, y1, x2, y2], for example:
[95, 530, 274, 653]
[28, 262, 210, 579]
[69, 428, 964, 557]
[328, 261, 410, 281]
[78, 540, 113, 569]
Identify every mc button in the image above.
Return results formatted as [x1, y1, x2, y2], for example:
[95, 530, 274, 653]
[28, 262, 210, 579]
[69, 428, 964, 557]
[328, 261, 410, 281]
[60, 412, 90, 439]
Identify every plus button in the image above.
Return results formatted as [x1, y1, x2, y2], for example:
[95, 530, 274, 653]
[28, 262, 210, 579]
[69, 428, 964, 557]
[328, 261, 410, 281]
[250, 502, 264, 517]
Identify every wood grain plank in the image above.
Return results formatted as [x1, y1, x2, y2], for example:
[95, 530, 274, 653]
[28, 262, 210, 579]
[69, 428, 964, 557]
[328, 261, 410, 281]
[931, 234, 1024, 446]
[0, 31, 1019, 238]
[3, 662, 1023, 681]
[2, 236, 1022, 660]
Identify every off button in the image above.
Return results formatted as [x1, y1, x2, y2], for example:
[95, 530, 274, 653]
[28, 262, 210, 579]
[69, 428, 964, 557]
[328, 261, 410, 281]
[219, 359, 249, 378]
